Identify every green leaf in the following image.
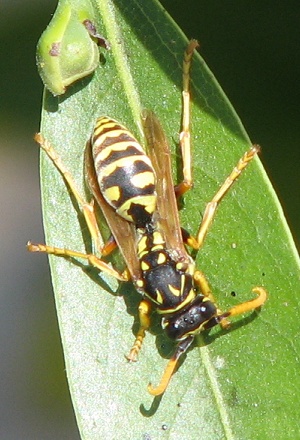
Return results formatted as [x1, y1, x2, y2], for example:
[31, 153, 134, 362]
[37, 0, 300, 439]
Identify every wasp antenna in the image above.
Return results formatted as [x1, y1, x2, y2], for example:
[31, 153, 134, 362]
[227, 287, 267, 318]
[147, 357, 178, 396]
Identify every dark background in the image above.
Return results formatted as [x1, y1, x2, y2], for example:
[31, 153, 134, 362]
[1, 1, 299, 438]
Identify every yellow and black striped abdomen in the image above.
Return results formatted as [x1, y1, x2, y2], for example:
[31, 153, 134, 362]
[91, 117, 157, 227]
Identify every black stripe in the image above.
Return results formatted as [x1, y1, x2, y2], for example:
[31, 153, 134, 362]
[98, 131, 136, 148]
[101, 160, 155, 208]
[95, 144, 144, 170]
[127, 202, 154, 227]
[101, 160, 154, 194]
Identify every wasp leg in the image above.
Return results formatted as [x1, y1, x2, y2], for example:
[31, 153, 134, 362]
[148, 335, 194, 396]
[191, 145, 260, 250]
[126, 299, 152, 362]
[175, 39, 199, 199]
[35, 133, 104, 253]
[27, 242, 128, 281]
[194, 269, 230, 329]
[195, 145, 261, 249]
[174, 43, 261, 250]
[101, 234, 118, 256]
[194, 269, 217, 303]
[30, 133, 126, 280]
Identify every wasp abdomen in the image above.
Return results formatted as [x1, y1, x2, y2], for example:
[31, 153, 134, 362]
[91, 116, 157, 227]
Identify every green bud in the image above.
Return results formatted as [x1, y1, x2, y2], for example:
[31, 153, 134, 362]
[36, 0, 110, 96]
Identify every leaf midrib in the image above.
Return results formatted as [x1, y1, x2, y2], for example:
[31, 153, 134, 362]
[97, 0, 143, 136]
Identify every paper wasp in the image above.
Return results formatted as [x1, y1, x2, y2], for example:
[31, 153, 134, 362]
[28, 40, 267, 395]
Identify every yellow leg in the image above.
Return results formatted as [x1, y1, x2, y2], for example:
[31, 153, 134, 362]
[27, 242, 128, 281]
[194, 145, 261, 249]
[126, 299, 152, 362]
[35, 133, 104, 253]
[171, 43, 260, 249]
[175, 39, 199, 198]
[194, 269, 230, 328]
[101, 234, 118, 256]
[194, 269, 215, 303]
[29, 133, 127, 281]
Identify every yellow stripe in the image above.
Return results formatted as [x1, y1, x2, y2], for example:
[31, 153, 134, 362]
[157, 252, 167, 265]
[103, 186, 121, 203]
[155, 289, 163, 305]
[168, 284, 181, 297]
[151, 244, 164, 251]
[152, 231, 164, 245]
[93, 141, 143, 162]
[120, 196, 156, 220]
[157, 289, 196, 314]
[141, 261, 150, 271]
[137, 235, 148, 253]
[136, 279, 144, 289]
[131, 171, 155, 188]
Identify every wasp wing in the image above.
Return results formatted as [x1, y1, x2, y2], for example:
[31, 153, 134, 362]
[85, 140, 141, 284]
[142, 110, 188, 262]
